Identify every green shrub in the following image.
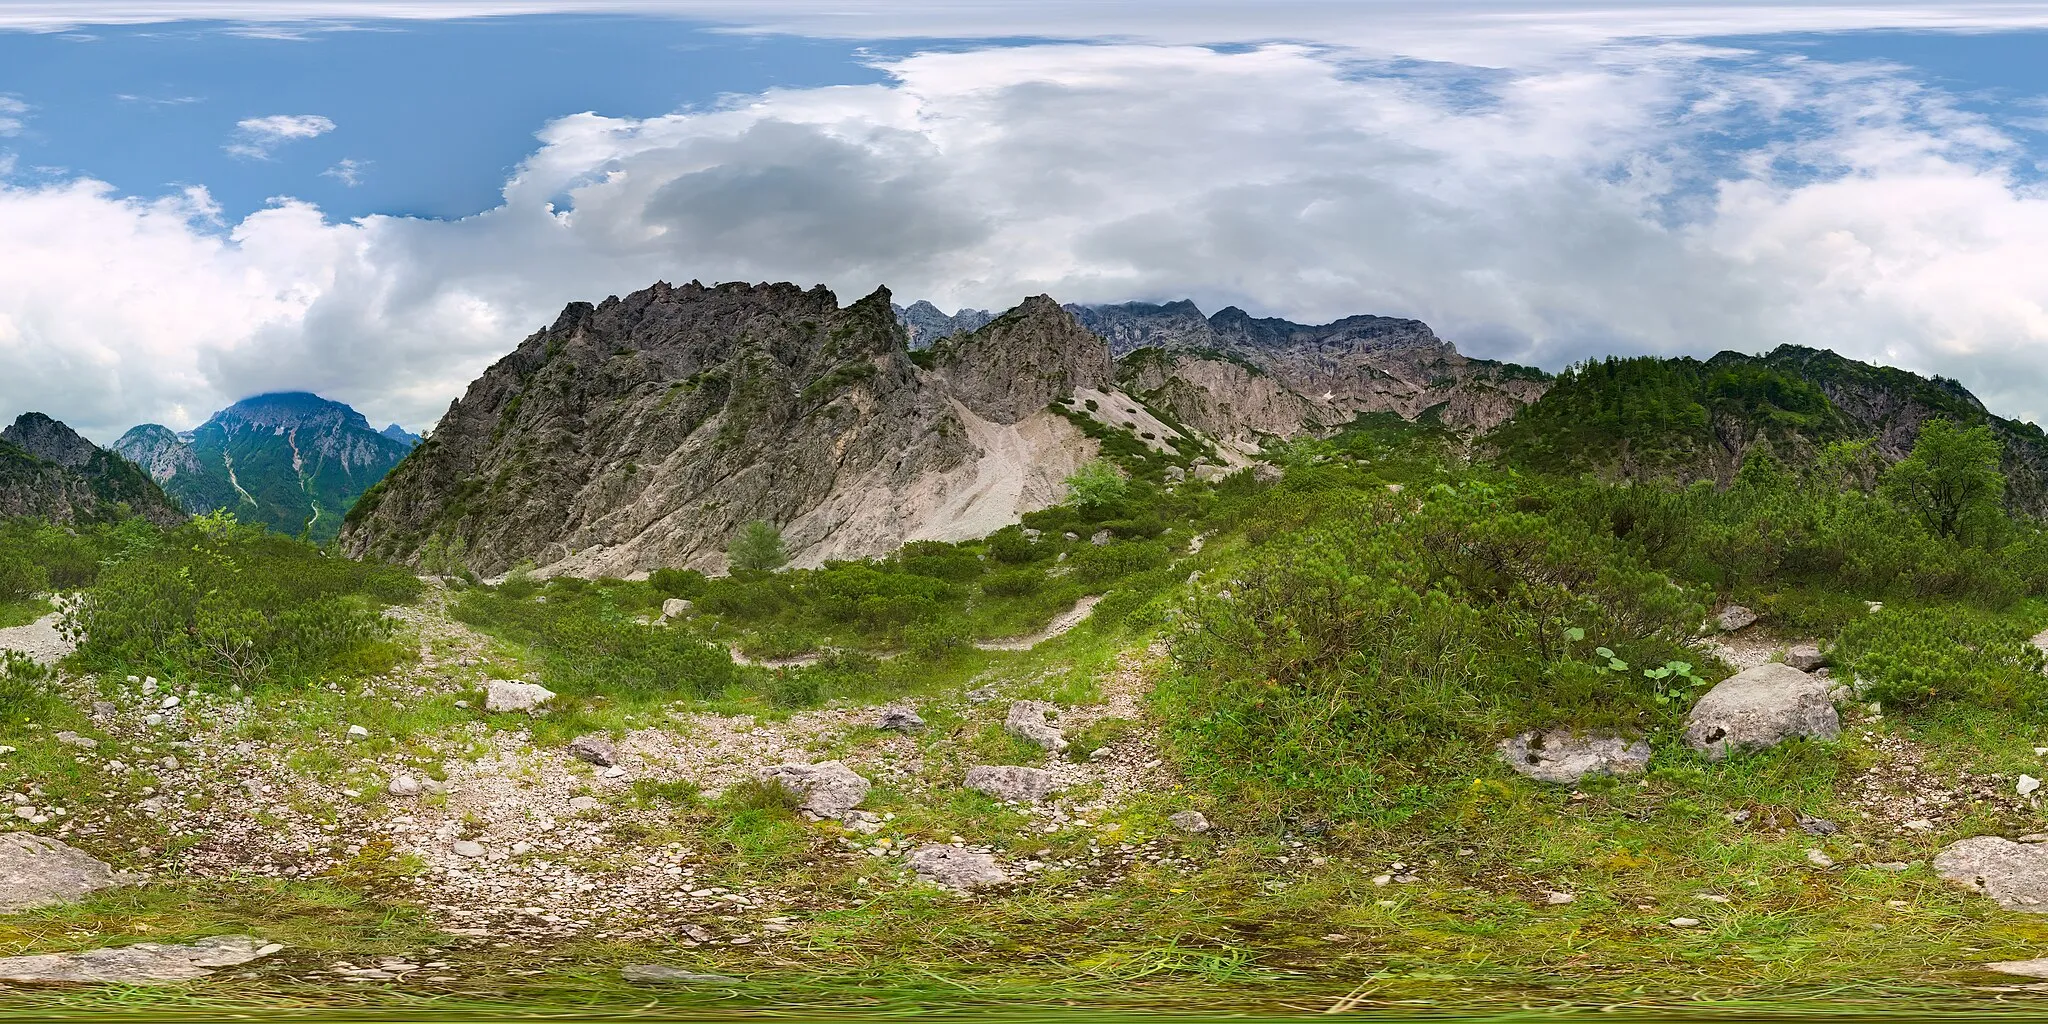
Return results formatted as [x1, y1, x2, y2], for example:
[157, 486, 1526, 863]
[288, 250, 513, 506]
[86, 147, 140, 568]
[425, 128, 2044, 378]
[67, 516, 420, 690]
[0, 650, 54, 723]
[0, 550, 47, 603]
[1835, 605, 2048, 717]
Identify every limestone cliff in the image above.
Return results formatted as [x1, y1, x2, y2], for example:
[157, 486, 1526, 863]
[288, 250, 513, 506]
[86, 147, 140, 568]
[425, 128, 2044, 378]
[1071, 301, 1550, 434]
[340, 282, 1113, 577]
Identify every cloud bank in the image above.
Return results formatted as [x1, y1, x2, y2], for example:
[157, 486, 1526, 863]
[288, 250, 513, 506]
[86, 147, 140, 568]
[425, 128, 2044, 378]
[4, 41, 2048, 439]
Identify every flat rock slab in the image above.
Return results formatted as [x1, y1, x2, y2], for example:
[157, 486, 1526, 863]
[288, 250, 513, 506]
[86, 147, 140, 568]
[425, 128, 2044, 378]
[762, 761, 870, 818]
[908, 846, 1009, 890]
[0, 935, 282, 984]
[1683, 662, 1839, 760]
[1986, 958, 2048, 979]
[964, 765, 1062, 804]
[621, 964, 738, 984]
[0, 835, 135, 913]
[1936, 836, 2048, 912]
[1497, 730, 1650, 785]
[1004, 700, 1067, 752]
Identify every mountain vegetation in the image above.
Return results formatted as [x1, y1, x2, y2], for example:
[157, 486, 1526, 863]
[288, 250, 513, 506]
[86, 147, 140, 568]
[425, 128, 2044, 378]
[115, 393, 415, 543]
[9, 280, 2048, 1015]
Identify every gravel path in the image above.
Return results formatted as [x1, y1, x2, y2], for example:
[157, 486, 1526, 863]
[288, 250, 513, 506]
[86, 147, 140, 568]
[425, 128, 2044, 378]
[0, 611, 71, 665]
[975, 595, 1103, 652]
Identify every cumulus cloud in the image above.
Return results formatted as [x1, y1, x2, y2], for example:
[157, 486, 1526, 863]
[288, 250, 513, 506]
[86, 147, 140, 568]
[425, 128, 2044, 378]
[224, 113, 334, 159]
[5, 41, 2048, 440]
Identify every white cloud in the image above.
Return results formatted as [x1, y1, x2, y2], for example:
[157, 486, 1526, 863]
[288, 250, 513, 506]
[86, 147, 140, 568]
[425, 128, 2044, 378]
[322, 157, 367, 186]
[5, 41, 2048, 441]
[0, 94, 27, 135]
[10, 3, 2048, 60]
[116, 93, 202, 106]
[224, 113, 334, 159]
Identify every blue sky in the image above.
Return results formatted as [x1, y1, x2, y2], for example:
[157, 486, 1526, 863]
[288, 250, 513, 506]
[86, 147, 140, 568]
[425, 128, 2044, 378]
[0, 16, 889, 220]
[6, 2, 2048, 438]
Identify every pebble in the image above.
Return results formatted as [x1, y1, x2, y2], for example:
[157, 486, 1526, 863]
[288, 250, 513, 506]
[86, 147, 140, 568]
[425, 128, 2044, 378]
[1669, 917, 1702, 928]
[1806, 849, 1836, 868]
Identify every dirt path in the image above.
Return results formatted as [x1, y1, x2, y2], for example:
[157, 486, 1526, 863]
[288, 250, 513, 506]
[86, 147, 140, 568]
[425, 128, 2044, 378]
[975, 595, 1104, 652]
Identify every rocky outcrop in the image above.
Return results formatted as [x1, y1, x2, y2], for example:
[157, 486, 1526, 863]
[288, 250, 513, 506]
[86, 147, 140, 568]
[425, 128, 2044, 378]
[1118, 349, 1323, 443]
[0, 414, 184, 527]
[340, 282, 1114, 577]
[933, 295, 1114, 424]
[1068, 299, 1549, 435]
[1683, 663, 1841, 760]
[116, 393, 414, 543]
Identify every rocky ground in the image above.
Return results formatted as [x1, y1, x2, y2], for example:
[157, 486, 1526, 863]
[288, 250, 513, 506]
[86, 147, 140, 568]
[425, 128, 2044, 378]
[11, 596, 2048, 1003]
[1, 583, 1222, 976]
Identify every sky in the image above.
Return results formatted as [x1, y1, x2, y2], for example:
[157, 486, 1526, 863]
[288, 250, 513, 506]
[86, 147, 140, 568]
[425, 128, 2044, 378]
[6, 3, 2048, 440]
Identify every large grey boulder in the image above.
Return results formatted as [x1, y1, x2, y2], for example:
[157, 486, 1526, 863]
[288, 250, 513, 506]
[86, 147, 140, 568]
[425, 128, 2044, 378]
[964, 764, 1062, 803]
[659, 598, 693, 620]
[1004, 700, 1067, 752]
[485, 678, 556, 714]
[1716, 605, 1759, 632]
[1934, 836, 2048, 912]
[0, 935, 282, 984]
[1497, 730, 1651, 785]
[762, 761, 870, 818]
[907, 846, 1009, 890]
[0, 835, 135, 912]
[1683, 663, 1840, 760]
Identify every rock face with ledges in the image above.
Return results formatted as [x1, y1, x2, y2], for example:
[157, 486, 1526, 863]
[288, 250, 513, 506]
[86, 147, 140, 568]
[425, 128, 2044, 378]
[933, 295, 1113, 425]
[1067, 300, 1550, 433]
[340, 282, 1110, 577]
[1683, 663, 1840, 760]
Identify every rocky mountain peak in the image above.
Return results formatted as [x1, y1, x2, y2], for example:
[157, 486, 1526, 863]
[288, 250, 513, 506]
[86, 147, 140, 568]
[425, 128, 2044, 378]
[214, 392, 376, 435]
[895, 299, 996, 349]
[3, 413, 101, 470]
[935, 294, 1114, 424]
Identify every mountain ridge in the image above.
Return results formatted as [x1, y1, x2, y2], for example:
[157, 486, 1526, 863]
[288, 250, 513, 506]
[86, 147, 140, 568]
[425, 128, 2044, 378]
[116, 392, 415, 541]
[0, 413, 185, 526]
